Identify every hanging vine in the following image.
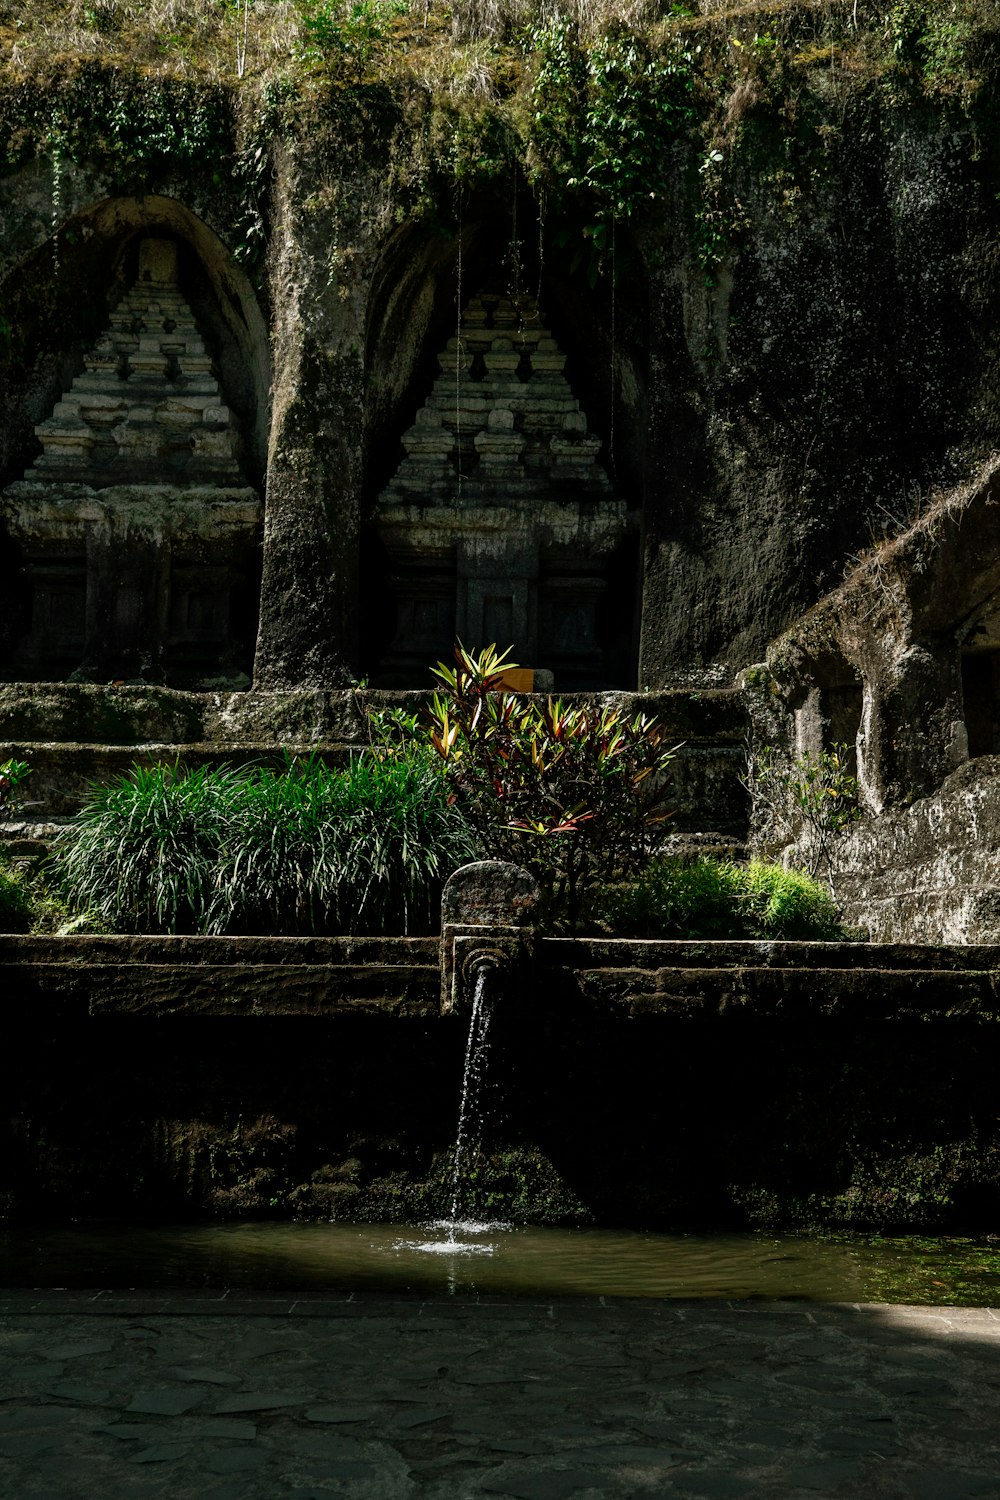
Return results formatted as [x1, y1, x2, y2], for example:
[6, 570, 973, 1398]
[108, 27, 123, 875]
[525, 17, 699, 280]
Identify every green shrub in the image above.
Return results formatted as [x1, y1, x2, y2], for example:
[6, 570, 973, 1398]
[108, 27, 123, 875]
[596, 855, 848, 941]
[0, 859, 34, 933]
[53, 755, 478, 937]
[211, 754, 478, 936]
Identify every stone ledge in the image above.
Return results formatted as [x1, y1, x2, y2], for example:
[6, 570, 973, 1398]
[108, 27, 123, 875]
[540, 937, 1000, 971]
[1, 934, 997, 1019]
[0, 933, 439, 965]
[0, 684, 749, 746]
[567, 964, 1000, 1020]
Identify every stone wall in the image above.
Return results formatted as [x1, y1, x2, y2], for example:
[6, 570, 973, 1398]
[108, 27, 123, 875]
[3, 932, 1000, 1229]
[743, 462, 1000, 942]
[804, 759, 1000, 944]
[0, 55, 998, 939]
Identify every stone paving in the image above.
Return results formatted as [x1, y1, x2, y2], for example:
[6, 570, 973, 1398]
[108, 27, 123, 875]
[1, 1292, 1000, 1498]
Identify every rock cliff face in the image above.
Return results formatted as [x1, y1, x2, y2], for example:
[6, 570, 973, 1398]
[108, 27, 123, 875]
[0, 45, 996, 694]
[0, 3, 997, 938]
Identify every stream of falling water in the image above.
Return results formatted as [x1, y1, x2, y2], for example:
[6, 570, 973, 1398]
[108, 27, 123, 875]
[448, 965, 491, 1223]
[397, 965, 509, 1261]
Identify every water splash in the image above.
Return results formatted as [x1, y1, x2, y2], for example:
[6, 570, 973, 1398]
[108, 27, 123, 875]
[394, 1235, 494, 1258]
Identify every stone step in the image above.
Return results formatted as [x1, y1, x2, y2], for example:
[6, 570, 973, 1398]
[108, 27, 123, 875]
[0, 685, 748, 829]
[0, 742, 351, 818]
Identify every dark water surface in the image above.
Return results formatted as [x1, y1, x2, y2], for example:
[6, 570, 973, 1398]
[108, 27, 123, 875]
[3, 1221, 1000, 1304]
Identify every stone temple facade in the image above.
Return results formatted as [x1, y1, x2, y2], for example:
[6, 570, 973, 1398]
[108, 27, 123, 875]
[0, 144, 995, 945]
[0, 238, 261, 685]
[375, 294, 633, 688]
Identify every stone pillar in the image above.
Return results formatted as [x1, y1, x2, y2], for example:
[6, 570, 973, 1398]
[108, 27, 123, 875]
[251, 155, 363, 691]
[252, 375, 360, 689]
[636, 270, 705, 689]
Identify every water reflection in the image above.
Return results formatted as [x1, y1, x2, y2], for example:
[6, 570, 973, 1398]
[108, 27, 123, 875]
[2, 1221, 1000, 1304]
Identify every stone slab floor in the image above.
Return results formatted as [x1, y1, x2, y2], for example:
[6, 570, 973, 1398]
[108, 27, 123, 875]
[1, 1293, 1000, 1498]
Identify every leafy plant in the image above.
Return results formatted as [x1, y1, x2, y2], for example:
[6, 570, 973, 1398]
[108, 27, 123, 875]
[739, 859, 846, 940]
[594, 854, 741, 939]
[0, 856, 34, 933]
[210, 752, 477, 935]
[52, 762, 244, 934]
[0, 758, 32, 820]
[296, 0, 407, 74]
[527, 18, 698, 273]
[886, 0, 978, 96]
[595, 855, 848, 941]
[749, 742, 861, 878]
[420, 642, 679, 926]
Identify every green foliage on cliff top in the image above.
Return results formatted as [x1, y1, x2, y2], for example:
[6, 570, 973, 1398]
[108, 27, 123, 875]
[0, 1, 997, 265]
[2, 2, 997, 143]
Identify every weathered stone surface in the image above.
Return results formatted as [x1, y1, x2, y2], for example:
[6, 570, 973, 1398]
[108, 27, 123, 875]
[1, 235, 263, 686]
[742, 463, 1000, 943]
[439, 861, 540, 1011]
[441, 861, 540, 931]
[25, 239, 244, 490]
[751, 757, 1000, 945]
[2, 1301, 1000, 1499]
[1, 931, 998, 1023]
[0, 952, 440, 1019]
[0, 684, 747, 829]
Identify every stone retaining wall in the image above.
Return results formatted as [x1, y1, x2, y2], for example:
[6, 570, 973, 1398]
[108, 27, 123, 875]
[0, 684, 749, 832]
[3, 933, 998, 1019]
[3, 932, 1000, 1230]
[785, 759, 1000, 944]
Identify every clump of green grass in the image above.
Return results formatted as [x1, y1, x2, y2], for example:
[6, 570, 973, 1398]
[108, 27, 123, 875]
[739, 859, 845, 940]
[0, 857, 34, 933]
[210, 754, 479, 936]
[595, 855, 848, 941]
[52, 755, 479, 936]
[53, 762, 245, 934]
[595, 854, 741, 939]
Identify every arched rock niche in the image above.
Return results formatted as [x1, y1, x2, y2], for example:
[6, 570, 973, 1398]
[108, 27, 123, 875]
[0, 197, 270, 688]
[362, 196, 644, 690]
[961, 598, 1000, 759]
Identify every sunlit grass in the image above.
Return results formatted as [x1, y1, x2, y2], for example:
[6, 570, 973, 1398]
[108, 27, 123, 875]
[594, 855, 848, 940]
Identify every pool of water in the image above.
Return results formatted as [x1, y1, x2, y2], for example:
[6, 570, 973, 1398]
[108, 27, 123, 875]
[3, 1220, 1000, 1304]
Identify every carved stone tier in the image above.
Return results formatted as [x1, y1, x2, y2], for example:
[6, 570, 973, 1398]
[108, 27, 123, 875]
[1, 238, 260, 686]
[375, 294, 631, 687]
[28, 239, 243, 489]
